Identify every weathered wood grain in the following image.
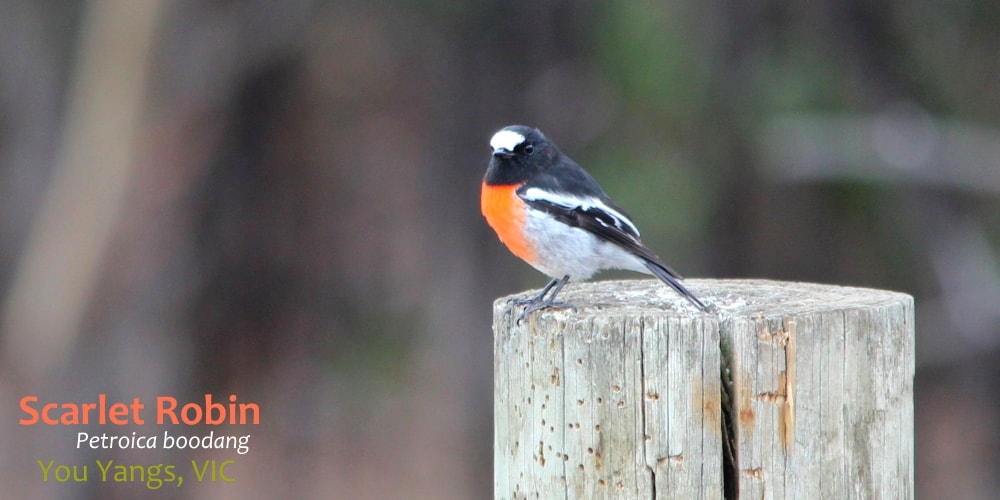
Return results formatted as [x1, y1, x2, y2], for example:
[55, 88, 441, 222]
[494, 279, 914, 499]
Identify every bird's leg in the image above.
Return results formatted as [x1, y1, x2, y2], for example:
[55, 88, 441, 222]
[515, 275, 573, 322]
[512, 277, 559, 305]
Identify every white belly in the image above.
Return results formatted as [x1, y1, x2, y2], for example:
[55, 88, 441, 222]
[521, 207, 649, 280]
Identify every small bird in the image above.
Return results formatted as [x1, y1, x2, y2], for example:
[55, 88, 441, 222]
[481, 125, 708, 319]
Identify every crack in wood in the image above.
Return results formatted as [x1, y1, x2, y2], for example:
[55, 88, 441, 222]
[754, 319, 797, 455]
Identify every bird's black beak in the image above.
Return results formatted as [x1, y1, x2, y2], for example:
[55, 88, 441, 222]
[492, 148, 513, 158]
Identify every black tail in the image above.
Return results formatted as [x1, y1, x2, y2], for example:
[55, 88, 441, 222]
[643, 259, 709, 312]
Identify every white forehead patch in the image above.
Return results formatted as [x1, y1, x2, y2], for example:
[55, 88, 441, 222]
[490, 129, 525, 152]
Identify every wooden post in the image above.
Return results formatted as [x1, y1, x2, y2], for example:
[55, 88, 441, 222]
[493, 279, 914, 499]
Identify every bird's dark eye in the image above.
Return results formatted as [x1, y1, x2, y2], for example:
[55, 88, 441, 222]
[523, 144, 534, 155]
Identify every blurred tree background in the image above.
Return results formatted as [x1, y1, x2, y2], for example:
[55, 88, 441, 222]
[1, 0, 998, 498]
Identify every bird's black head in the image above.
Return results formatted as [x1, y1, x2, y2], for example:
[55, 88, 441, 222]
[484, 125, 559, 184]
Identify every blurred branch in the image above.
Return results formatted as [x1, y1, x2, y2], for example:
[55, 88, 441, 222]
[1, 0, 166, 381]
[758, 103, 1000, 194]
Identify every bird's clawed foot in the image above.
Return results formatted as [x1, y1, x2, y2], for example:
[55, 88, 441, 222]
[509, 275, 573, 324]
[515, 299, 573, 323]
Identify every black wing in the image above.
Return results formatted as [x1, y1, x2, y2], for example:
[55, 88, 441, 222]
[518, 181, 707, 311]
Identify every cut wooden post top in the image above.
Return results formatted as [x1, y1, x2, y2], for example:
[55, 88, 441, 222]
[495, 278, 912, 318]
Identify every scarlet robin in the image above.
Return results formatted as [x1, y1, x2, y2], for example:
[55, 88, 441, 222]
[481, 125, 708, 319]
